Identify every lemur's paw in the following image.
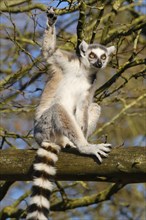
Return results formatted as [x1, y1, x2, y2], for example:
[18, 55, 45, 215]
[60, 137, 76, 149]
[79, 143, 112, 162]
[92, 143, 112, 162]
[46, 7, 57, 26]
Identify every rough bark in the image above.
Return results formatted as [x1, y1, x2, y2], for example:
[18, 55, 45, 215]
[0, 147, 146, 183]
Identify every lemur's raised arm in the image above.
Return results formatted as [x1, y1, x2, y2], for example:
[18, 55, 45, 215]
[27, 7, 115, 220]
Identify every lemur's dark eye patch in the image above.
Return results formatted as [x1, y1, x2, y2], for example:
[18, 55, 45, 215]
[101, 53, 106, 60]
[89, 52, 97, 59]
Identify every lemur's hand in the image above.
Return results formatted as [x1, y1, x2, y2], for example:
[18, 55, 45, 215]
[46, 7, 57, 26]
[78, 143, 112, 163]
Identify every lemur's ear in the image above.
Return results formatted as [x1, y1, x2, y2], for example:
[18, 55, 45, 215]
[79, 40, 88, 57]
[107, 46, 116, 55]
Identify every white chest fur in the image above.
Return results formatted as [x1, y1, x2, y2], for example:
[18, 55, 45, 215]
[55, 68, 91, 111]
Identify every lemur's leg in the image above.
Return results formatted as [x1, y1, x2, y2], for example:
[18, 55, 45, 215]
[76, 102, 101, 138]
[42, 7, 57, 60]
[39, 103, 111, 162]
[75, 96, 89, 136]
[75, 81, 101, 139]
[86, 103, 101, 138]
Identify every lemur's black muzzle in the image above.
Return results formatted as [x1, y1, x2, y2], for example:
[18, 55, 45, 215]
[93, 60, 102, 68]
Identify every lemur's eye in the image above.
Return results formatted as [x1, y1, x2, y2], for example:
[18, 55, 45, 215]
[101, 54, 106, 60]
[89, 52, 97, 59]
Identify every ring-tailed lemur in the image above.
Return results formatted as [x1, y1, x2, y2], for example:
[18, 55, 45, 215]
[27, 7, 115, 220]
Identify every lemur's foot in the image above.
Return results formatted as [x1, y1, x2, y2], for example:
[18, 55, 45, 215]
[92, 143, 112, 162]
[46, 7, 57, 26]
[79, 143, 112, 162]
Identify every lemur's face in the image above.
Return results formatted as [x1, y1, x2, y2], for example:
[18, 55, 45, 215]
[79, 41, 115, 70]
[87, 47, 109, 69]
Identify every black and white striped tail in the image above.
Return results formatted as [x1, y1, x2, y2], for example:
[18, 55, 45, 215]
[27, 142, 61, 220]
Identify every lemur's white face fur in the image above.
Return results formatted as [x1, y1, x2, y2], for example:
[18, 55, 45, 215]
[79, 40, 115, 70]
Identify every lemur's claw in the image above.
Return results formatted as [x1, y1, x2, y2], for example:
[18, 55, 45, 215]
[46, 7, 57, 26]
[92, 143, 112, 162]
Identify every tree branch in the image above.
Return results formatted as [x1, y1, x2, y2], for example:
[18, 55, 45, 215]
[0, 147, 146, 183]
[76, 1, 86, 53]
[95, 58, 146, 98]
[1, 2, 82, 14]
[51, 182, 125, 211]
[0, 183, 125, 218]
[0, 181, 14, 201]
[102, 15, 146, 45]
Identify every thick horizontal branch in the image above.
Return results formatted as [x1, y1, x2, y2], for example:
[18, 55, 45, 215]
[0, 147, 146, 183]
[1, 2, 81, 14]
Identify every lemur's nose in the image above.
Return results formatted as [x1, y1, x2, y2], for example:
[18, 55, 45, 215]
[96, 60, 102, 68]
